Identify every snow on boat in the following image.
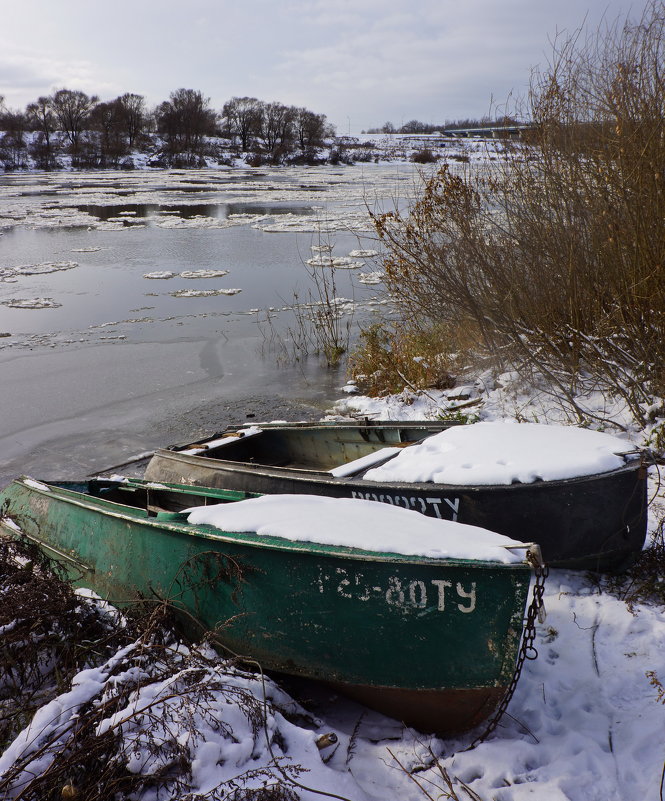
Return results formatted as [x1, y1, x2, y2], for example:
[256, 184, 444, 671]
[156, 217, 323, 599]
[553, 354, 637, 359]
[0, 475, 537, 736]
[144, 420, 648, 571]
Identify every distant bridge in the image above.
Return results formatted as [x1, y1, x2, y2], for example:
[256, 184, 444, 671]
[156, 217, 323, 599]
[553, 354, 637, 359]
[443, 125, 531, 139]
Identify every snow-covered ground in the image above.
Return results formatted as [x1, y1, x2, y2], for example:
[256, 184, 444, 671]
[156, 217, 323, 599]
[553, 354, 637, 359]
[2, 371, 664, 800]
[1, 135, 663, 799]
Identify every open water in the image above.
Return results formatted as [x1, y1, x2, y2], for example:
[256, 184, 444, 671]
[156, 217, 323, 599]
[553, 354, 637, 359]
[0, 163, 418, 483]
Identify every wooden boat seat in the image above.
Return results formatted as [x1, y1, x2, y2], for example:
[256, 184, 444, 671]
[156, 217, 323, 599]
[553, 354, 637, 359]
[147, 503, 189, 521]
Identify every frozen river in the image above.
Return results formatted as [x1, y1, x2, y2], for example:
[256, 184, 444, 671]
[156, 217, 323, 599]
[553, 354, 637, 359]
[0, 163, 418, 483]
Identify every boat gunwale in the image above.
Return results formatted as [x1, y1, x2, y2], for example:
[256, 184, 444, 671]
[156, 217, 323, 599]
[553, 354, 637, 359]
[5, 477, 533, 572]
[168, 419, 462, 449]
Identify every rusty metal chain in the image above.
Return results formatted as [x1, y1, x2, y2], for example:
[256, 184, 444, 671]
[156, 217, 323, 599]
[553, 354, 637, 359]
[464, 555, 549, 750]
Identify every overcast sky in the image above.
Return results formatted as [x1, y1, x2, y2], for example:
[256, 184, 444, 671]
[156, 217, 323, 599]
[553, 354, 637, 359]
[0, 0, 651, 133]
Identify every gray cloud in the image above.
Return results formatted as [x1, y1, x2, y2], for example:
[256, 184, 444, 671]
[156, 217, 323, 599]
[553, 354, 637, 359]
[0, 0, 651, 129]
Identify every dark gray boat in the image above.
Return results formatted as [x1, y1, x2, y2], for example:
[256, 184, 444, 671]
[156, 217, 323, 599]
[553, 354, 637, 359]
[144, 420, 649, 571]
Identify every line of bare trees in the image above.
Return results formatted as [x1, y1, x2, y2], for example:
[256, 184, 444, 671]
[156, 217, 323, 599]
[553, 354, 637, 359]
[365, 117, 520, 134]
[0, 88, 334, 170]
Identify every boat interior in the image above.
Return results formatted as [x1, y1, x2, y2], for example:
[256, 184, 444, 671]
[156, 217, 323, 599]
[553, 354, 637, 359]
[172, 424, 446, 473]
[62, 479, 250, 518]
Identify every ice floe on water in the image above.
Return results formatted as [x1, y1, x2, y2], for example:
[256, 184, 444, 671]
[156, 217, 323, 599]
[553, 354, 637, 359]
[349, 249, 379, 257]
[0, 164, 409, 350]
[357, 271, 384, 285]
[306, 256, 365, 269]
[143, 269, 230, 280]
[258, 210, 373, 234]
[143, 271, 177, 280]
[306, 256, 333, 267]
[1, 297, 62, 309]
[95, 220, 140, 232]
[226, 212, 272, 225]
[0, 164, 420, 235]
[0, 261, 78, 281]
[154, 213, 270, 230]
[179, 269, 230, 279]
[170, 288, 242, 298]
[154, 215, 222, 229]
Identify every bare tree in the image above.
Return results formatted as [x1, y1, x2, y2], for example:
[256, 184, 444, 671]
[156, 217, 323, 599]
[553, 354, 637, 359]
[294, 108, 331, 150]
[89, 100, 128, 164]
[51, 89, 98, 152]
[156, 88, 217, 159]
[26, 96, 59, 169]
[221, 96, 262, 151]
[259, 101, 296, 155]
[0, 108, 28, 169]
[116, 93, 146, 147]
[26, 96, 56, 145]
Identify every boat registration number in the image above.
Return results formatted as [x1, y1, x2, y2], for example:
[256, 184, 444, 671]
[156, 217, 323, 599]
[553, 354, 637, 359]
[317, 567, 476, 614]
[349, 491, 460, 521]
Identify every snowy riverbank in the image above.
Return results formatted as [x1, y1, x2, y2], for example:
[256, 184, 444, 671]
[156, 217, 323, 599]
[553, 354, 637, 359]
[2, 371, 664, 801]
[0, 131, 508, 174]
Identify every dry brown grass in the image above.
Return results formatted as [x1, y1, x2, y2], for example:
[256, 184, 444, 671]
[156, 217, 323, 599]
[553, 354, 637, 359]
[348, 321, 458, 396]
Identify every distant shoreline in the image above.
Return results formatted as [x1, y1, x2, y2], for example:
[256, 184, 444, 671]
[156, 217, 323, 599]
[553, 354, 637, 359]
[0, 132, 508, 174]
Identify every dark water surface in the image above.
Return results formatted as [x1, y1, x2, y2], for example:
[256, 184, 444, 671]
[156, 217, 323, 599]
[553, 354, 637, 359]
[0, 165, 414, 483]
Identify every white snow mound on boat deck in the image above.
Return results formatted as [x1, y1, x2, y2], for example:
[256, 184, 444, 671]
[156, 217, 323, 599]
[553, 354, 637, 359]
[363, 421, 637, 486]
[186, 494, 527, 563]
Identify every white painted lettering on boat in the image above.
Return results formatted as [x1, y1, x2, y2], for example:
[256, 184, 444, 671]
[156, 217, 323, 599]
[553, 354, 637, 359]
[456, 582, 477, 613]
[335, 567, 352, 599]
[408, 580, 427, 609]
[385, 576, 405, 605]
[317, 568, 476, 613]
[443, 497, 460, 519]
[430, 579, 452, 610]
[349, 491, 461, 521]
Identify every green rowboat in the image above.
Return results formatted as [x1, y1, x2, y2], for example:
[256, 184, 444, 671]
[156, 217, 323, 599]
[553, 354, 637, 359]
[0, 476, 536, 735]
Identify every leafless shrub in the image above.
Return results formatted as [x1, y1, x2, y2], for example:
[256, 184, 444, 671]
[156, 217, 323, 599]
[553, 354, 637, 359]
[0, 535, 127, 749]
[0, 536, 308, 801]
[371, 2, 665, 427]
[290, 264, 352, 368]
[411, 148, 438, 164]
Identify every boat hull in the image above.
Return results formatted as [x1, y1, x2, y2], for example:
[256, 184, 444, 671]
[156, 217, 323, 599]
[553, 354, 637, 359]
[146, 443, 648, 572]
[0, 477, 532, 735]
